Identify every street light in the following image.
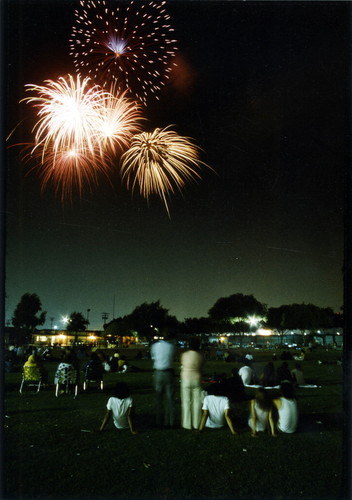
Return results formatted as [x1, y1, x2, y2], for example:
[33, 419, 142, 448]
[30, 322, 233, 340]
[247, 316, 260, 328]
[61, 316, 69, 329]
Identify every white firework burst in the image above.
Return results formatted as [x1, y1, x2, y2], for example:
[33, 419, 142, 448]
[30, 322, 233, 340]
[69, 0, 178, 106]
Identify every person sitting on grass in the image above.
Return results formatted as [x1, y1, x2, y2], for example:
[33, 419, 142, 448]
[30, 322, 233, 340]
[198, 384, 237, 435]
[291, 362, 305, 387]
[270, 381, 298, 435]
[276, 361, 293, 384]
[261, 361, 278, 387]
[99, 382, 138, 434]
[238, 359, 256, 386]
[218, 368, 247, 403]
[248, 387, 273, 437]
[108, 353, 119, 373]
[294, 350, 305, 361]
[117, 357, 128, 372]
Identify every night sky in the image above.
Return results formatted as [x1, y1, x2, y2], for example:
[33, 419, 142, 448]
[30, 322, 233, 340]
[4, 0, 349, 330]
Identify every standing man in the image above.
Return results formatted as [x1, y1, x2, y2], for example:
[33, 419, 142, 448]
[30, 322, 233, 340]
[151, 330, 176, 428]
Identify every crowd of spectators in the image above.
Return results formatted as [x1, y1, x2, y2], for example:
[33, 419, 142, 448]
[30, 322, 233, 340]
[7, 339, 340, 437]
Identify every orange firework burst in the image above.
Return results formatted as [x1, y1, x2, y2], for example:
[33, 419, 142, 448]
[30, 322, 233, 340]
[121, 126, 208, 215]
[70, 0, 178, 106]
[30, 144, 113, 201]
[22, 74, 143, 199]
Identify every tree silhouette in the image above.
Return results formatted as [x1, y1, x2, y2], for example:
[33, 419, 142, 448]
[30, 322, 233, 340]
[104, 316, 134, 338]
[127, 300, 179, 339]
[66, 312, 89, 332]
[12, 293, 46, 343]
[208, 293, 267, 321]
[208, 293, 267, 345]
[267, 303, 336, 345]
[66, 312, 89, 344]
[182, 317, 215, 335]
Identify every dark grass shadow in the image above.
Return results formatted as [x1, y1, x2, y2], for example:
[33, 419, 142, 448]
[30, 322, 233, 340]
[295, 392, 327, 400]
[5, 406, 78, 415]
[133, 411, 159, 431]
[297, 412, 344, 433]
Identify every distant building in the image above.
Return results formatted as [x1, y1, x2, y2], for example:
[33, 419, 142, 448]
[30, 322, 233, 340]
[31, 329, 104, 347]
[192, 328, 343, 348]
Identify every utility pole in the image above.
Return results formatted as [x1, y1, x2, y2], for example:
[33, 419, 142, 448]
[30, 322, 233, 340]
[102, 312, 109, 326]
[87, 308, 91, 326]
[50, 317, 55, 329]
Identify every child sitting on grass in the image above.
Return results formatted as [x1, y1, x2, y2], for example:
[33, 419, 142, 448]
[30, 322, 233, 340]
[248, 387, 273, 437]
[198, 384, 237, 435]
[270, 381, 298, 435]
[99, 382, 138, 434]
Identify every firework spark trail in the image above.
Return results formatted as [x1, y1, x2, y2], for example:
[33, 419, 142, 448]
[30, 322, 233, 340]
[121, 126, 208, 215]
[22, 75, 143, 199]
[69, 0, 178, 106]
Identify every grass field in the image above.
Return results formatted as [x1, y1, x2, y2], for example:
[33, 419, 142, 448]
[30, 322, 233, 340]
[4, 348, 346, 500]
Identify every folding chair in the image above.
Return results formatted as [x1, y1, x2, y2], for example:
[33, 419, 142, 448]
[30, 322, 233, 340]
[83, 364, 104, 391]
[19, 366, 42, 394]
[54, 365, 78, 398]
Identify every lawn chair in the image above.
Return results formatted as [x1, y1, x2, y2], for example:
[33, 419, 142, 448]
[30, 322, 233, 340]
[54, 365, 78, 398]
[83, 364, 104, 391]
[19, 366, 42, 394]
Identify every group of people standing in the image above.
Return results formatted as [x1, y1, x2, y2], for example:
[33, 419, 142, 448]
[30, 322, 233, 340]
[99, 336, 298, 436]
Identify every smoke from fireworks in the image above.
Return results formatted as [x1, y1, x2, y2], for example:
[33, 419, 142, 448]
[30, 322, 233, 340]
[69, 0, 178, 106]
[121, 126, 208, 215]
[22, 74, 143, 199]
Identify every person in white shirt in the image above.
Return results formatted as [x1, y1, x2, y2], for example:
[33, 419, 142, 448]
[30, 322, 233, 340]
[199, 385, 237, 435]
[151, 333, 176, 428]
[99, 382, 137, 434]
[238, 360, 255, 386]
[270, 382, 298, 435]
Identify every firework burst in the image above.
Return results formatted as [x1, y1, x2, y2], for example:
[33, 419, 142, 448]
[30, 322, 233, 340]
[29, 144, 113, 201]
[69, 0, 178, 106]
[23, 75, 108, 160]
[94, 85, 144, 155]
[22, 74, 143, 199]
[121, 126, 207, 215]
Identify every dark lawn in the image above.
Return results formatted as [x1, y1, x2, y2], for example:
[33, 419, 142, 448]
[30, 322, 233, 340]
[4, 350, 346, 500]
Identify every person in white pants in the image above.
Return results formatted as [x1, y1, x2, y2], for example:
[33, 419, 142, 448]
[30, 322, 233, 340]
[180, 337, 203, 430]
